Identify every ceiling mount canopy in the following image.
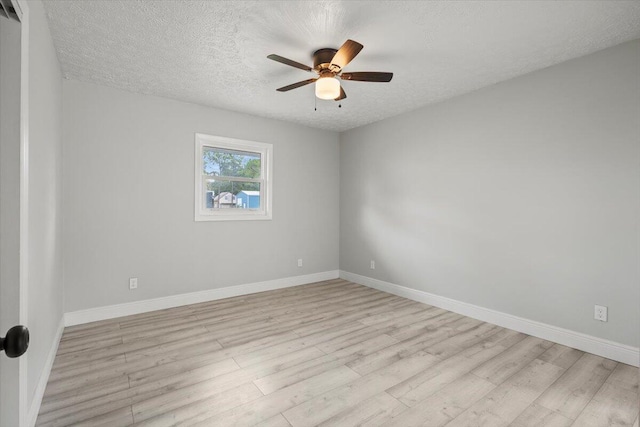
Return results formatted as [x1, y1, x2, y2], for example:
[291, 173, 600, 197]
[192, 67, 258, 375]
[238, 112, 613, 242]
[268, 39, 393, 102]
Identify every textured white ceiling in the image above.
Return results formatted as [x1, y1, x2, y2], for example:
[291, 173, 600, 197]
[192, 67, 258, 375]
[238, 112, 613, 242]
[43, 1, 640, 132]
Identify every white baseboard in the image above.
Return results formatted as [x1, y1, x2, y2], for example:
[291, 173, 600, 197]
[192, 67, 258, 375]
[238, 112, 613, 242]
[64, 270, 340, 327]
[27, 316, 64, 427]
[340, 270, 639, 367]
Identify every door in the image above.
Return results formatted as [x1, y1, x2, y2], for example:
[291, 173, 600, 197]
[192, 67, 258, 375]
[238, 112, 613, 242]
[0, 6, 24, 426]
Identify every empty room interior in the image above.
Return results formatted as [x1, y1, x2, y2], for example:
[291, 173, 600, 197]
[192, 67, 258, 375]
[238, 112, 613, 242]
[0, 0, 639, 426]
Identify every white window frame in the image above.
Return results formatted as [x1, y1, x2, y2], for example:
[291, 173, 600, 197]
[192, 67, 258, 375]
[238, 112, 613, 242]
[195, 133, 273, 221]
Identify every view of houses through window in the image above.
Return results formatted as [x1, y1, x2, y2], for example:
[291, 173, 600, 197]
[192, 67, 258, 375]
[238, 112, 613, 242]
[203, 146, 262, 210]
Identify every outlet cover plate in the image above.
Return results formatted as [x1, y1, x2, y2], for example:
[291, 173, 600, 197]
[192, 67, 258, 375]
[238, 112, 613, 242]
[594, 305, 607, 322]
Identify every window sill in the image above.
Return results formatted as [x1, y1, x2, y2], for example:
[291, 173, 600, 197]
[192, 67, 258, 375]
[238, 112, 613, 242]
[195, 212, 272, 222]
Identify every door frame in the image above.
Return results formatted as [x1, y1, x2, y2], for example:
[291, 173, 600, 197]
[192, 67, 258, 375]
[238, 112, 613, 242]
[13, 0, 30, 424]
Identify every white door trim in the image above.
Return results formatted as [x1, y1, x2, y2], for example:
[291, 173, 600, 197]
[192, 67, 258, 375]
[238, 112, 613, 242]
[13, 0, 29, 424]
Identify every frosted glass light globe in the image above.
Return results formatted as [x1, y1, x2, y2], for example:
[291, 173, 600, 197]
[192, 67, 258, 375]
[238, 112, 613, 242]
[315, 77, 340, 100]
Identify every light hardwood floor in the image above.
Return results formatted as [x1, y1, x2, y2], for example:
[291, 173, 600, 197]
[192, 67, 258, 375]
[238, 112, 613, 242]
[37, 279, 639, 426]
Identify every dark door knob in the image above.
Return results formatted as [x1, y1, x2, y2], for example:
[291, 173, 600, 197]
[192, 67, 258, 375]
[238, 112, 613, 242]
[1, 325, 29, 358]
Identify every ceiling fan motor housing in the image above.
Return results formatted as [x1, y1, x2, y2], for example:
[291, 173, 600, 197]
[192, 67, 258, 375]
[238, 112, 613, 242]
[313, 48, 339, 73]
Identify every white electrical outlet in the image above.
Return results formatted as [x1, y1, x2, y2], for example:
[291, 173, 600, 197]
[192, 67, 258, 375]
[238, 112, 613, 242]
[370, 260, 375, 270]
[129, 277, 138, 290]
[594, 305, 607, 322]
[297, 259, 303, 267]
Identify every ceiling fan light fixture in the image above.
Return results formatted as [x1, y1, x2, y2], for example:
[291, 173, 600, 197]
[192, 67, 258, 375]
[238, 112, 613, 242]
[269, 39, 391, 102]
[315, 76, 340, 100]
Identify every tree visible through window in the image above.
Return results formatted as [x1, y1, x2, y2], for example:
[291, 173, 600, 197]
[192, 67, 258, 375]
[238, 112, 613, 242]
[195, 134, 272, 221]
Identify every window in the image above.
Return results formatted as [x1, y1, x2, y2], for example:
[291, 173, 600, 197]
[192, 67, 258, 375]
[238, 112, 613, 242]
[195, 133, 272, 221]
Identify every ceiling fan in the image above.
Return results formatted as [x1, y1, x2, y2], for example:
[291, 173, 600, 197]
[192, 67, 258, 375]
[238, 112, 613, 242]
[268, 39, 393, 101]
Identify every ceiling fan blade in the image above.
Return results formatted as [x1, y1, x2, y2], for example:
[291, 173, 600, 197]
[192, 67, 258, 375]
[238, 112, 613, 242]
[267, 54, 312, 72]
[276, 78, 317, 92]
[331, 39, 363, 69]
[340, 72, 393, 82]
[335, 86, 347, 101]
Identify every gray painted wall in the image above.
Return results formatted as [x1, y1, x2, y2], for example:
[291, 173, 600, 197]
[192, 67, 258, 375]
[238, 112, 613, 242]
[26, 0, 65, 411]
[62, 80, 340, 312]
[340, 40, 640, 347]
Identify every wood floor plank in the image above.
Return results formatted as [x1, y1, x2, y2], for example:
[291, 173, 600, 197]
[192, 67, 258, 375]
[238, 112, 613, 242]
[253, 334, 397, 395]
[36, 399, 135, 427]
[127, 332, 300, 387]
[282, 351, 439, 426]
[192, 365, 361, 426]
[293, 316, 369, 338]
[56, 336, 123, 356]
[315, 325, 385, 354]
[44, 356, 130, 396]
[71, 406, 134, 427]
[255, 414, 293, 427]
[358, 303, 434, 327]
[535, 352, 617, 419]
[570, 362, 639, 427]
[232, 339, 316, 368]
[60, 322, 122, 342]
[39, 375, 130, 415]
[36, 280, 637, 426]
[130, 367, 255, 422]
[471, 335, 554, 385]
[425, 322, 502, 360]
[510, 403, 573, 427]
[604, 362, 640, 392]
[443, 359, 566, 427]
[124, 333, 223, 363]
[316, 392, 407, 427]
[49, 346, 322, 425]
[132, 382, 263, 426]
[385, 310, 463, 341]
[382, 373, 495, 427]
[53, 326, 210, 370]
[37, 358, 241, 425]
[537, 343, 584, 369]
[388, 329, 526, 405]
[346, 314, 474, 376]
[60, 314, 201, 350]
[130, 346, 328, 423]
[373, 307, 449, 335]
[571, 382, 638, 426]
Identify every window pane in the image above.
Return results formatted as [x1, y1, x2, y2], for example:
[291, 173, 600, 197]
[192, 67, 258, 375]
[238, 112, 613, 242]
[205, 180, 261, 209]
[203, 147, 261, 178]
